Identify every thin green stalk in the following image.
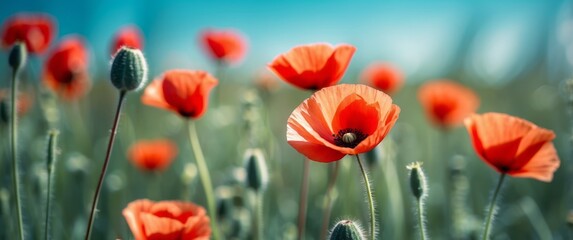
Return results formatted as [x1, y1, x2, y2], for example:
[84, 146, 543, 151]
[356, 154, 375, 240]
[297, 158, 310, 240]
[85, 90, 127, 240]
[482, 173, 506, 240]
[187, 121, 220, 240]
[45, 130, 59, 240]
[319, 161, 340, 240]
[10, 55, 24, 240]
[253, 191, 263, 240]
[417, 200, 426, 240]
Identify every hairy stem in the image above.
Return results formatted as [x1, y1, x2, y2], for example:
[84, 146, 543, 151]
[10, 59, 24, 240]
[356, 154, 376, 240]
[85, 90, 127, 240]
[187, 121, 221, 240]
[417, 200, 427, 240]
[482, 173, 506, 240]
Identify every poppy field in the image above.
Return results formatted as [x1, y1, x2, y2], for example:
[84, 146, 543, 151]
[0, 1, 572, 240]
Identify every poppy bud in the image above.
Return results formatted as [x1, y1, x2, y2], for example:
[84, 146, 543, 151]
[329, 220, 365, 240]
[243, 148, 268, 192]
[407, 162, 428, 200]
[110, 47, 147, 91]
[9, 42, 27, 71]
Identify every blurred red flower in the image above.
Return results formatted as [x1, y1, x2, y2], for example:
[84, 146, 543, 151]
[360, 62, 404, 95]
[200, 29, 247, 64]
[287, 84, 400, 162]
[123, 199, 211, 240]
[142, 70, 218, 119]
[418, 80, 479, 128]
[43, 36, 90, 100]
[464, 113, 560, 182]
[110, 25, 143, 56]
[1, 13, 55, 54]
[128, 139, 178, 171]
[268, 43, 356, 90]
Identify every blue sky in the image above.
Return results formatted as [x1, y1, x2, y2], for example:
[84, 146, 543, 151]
[1, 0, 569, 84]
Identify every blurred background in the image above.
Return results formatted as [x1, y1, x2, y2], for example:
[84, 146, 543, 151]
[1, 0, 572, 239]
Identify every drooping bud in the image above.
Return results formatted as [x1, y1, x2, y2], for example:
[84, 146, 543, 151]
[9, 42, 27, 72]
[329, 220, 365, 240]
[243, 148, 268, 192]
[110, 47, 148, 91]
[407, 162, 428, 200]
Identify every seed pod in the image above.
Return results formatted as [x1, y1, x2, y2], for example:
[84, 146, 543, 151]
[407, 162, 428, 200]
[110, 47, 148, 91]
[329, 220, 365, 240]
[243, 148, 268, 192]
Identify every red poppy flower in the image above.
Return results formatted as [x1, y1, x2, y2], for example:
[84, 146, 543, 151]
[418, 80, 479, 128]
[128, 139, 178, 171]
[141, 70, 218, 118]
[268, 43, 356, 90]
[287, 84, 400, 162]
[43, 36, 90, 100]
[111, 25, 143, 55]
[464, 113, 560, 182]
[1, 13, 55, 54]
[123, 199, 211, 240]
[200, 29, 247, 64]
[360, 62, 404, 95]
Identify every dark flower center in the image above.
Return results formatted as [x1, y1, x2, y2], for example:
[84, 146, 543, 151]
[333, 128, 367, 148]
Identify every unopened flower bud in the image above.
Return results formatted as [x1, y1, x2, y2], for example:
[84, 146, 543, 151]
[9, 42, 27, 71]
[110, 47, 148, 91]
[407, 162, 428, 200]
[329, 220, 365, 240]
[243, 148, 268, 192]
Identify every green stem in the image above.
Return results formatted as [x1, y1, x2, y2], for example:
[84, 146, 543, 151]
[10, 59, 24, 240]
[187, 121, 220, 240]
[85, 90, 127, 240]
[356, 154, 376, 240]
[45, 130, 59, 240]
[319, 161, 340, 240]
[417, 200, 426, 240]
[297, 158, 310, 240]
[482, 173, 506, 240]
[253, 191, 263, 240]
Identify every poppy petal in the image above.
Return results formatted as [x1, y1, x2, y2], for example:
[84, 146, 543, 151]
[141, 78, 175, 112]
[140, 212, 184, 240]
[512, 142, 560, 182]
